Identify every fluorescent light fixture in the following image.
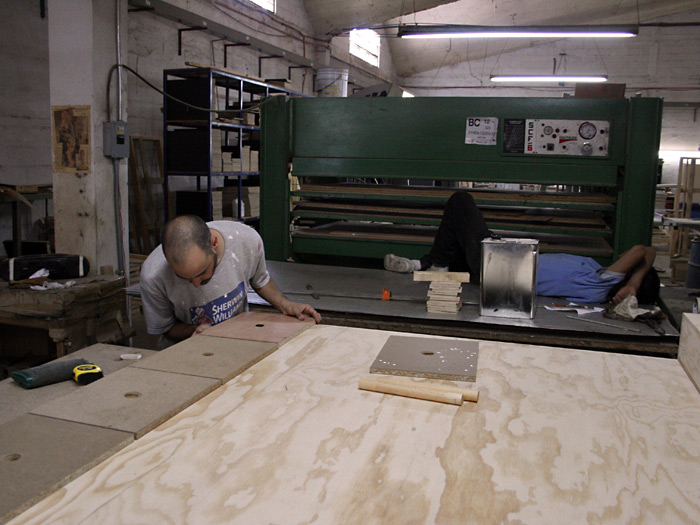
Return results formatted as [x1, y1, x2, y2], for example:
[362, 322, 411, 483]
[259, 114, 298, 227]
[491, 75, 608, 83]
[398, 25, 637, 39]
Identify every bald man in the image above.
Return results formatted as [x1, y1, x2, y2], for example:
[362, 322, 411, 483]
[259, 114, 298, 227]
[140, 215, 321, 348]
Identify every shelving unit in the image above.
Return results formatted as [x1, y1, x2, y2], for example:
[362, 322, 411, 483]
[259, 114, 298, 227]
[163, 66, 308, 223]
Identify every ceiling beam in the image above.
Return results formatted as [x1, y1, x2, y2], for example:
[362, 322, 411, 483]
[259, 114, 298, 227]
[128, 0, 313, 68]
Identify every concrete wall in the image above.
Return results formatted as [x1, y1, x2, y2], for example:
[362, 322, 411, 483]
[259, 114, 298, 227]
[49, 0, 129, 274]
[400, 10, 700, 183]
[127, 0, 398, 138]
[0, 1, 52, 255]
[126, 0, 399, 236]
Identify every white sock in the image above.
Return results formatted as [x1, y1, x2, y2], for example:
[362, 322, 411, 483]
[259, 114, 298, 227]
[412, 259, 421, 270]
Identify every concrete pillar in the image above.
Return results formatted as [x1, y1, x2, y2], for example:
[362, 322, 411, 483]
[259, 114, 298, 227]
[48, 0, 128, 275]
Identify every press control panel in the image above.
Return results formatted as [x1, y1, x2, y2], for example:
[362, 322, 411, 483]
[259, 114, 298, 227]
[503, 118, 610, 157]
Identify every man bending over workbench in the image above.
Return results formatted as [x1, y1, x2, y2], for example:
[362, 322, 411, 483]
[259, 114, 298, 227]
[384, 191, 660, 305]
[140, 215, 321, 348]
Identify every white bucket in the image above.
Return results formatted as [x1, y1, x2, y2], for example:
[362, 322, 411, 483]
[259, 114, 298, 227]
[316, 68, 348, 97]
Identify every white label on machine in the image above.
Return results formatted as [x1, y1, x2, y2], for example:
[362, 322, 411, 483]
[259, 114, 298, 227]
[465, 117, 498, 145]
[524, 119, 610, 157]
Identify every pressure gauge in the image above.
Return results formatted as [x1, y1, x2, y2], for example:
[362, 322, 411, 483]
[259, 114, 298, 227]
[578, 122, 597, 140]
[543, 125, 554, 135]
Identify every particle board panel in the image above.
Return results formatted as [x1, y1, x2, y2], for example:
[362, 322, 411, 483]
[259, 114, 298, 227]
[200, 311, 314, 343]
[132, 334, 277, 382]
[30, 367, 219, 438]
[12, 325, 700, 524]
[679, 313, 700, 393]
[0, 344, 157, 425]
[0, 414, 132, 523]
[370, 335, 478, 381]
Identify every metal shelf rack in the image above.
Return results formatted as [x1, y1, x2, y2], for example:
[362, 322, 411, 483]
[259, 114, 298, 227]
[163, 66, 308, 223]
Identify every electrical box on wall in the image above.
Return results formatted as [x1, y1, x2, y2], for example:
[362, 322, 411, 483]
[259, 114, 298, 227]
[103, 120, 129, 159]
[503, 118, 610, 157]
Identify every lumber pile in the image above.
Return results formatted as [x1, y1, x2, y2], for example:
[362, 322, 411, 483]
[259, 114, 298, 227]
[414, 271, 470, 314]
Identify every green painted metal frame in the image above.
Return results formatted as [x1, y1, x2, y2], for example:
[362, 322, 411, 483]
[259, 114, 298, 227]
[261, 96, 662, 263]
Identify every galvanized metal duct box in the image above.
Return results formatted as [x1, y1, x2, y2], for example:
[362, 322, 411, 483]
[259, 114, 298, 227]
[480, 238, 539, 319]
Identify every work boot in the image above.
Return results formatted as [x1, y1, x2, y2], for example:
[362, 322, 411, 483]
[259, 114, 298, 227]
[384, 254, 415, 273]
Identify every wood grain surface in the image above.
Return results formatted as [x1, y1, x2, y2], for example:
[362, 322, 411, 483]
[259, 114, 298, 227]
[11, 326, 700, 524]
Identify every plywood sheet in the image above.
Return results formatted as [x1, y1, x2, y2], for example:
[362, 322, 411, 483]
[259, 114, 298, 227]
[370, 335, 478, 381]
[13, 326, 700, 525]
[679, 313, 700, 394]
[0, 414, 132, 523]
[0, 344, 157, 425]
[31, 367, 219, 438]
[133, 335, 276, 382]
[201, 311, 314, 343]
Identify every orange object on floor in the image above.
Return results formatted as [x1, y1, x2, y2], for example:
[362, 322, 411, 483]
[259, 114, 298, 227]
[382, 287, 391, 301]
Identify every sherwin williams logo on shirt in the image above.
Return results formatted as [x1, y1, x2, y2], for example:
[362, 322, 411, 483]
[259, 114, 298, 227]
[189, 282, 246, 326]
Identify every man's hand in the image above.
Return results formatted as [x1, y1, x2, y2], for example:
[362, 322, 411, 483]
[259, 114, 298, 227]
[611, 284, 637, 305]
[280, 301, 322, 324]
[255, 278, 322, 324]
[192, 323, 212, 336]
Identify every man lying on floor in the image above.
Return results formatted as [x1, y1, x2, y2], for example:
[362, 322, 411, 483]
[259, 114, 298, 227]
[383, 191, 660, 305]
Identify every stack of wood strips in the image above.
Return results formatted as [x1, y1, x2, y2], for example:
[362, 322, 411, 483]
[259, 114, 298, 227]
[129, 254, 147, 286]
[414, 271, 471, 314]
[427, 281, 463, 313]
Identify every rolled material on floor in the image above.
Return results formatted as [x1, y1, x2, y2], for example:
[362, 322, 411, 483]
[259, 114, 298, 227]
[359, 376, 478, 405]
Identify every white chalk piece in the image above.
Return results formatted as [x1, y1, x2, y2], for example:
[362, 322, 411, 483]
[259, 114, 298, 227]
[120, 353, 142, 360]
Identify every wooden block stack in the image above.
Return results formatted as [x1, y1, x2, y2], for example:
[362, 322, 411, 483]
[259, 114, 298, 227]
[427, 281, 463, 313]
[414, 271, 471, 314]
[212, 190, 224, 220]
[212, 129, 222, 172]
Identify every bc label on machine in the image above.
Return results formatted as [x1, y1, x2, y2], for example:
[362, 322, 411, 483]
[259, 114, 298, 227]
[465, 117, 499, 145]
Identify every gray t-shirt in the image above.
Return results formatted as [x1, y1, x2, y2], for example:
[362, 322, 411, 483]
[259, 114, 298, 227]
[140, 221, 270, 336]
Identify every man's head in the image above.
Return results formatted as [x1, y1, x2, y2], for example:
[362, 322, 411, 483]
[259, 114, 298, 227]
[161, 215, 218, 287]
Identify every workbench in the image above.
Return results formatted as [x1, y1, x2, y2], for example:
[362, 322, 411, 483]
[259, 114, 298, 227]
[0, 276, 128, 361]
[9, 322, 700, 524]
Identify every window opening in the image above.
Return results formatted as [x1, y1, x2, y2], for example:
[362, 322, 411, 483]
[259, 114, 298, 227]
[350, 29, 380, 67]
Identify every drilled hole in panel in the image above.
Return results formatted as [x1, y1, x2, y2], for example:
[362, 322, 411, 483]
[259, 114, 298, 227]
[255, 324, 265, 327]
[124, 391, 141, 398]
[3, 453, 21, 462]
[203, 352, 214, 357]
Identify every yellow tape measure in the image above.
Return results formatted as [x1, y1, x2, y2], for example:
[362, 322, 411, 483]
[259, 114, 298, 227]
[73, 363, 104, 385]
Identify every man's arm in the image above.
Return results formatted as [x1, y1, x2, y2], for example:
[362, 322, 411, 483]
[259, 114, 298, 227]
[255, 278, 322, 323]
[164, 321, 200, 341]
[607, 245, 656, 304]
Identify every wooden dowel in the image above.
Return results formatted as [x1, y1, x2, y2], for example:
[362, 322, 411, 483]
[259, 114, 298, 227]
[370, 375, 479, 403]
[358, 377, 463, 406]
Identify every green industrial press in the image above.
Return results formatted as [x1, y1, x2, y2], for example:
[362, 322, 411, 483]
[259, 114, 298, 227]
[260, 96, 662, 267]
